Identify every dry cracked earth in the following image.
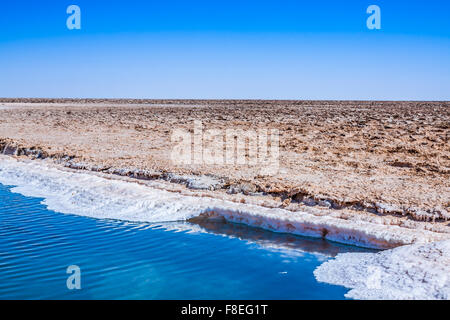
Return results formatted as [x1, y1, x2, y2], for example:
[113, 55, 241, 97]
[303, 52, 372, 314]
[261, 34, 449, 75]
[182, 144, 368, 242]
[0, 99, 449, 224]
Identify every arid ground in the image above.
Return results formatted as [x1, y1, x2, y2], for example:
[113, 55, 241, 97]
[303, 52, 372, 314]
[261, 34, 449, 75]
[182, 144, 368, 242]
[0, 99, 449, 226]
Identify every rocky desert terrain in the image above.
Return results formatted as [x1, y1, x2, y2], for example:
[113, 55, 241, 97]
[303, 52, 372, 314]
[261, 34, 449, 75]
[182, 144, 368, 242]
[0, 99, 449, 225]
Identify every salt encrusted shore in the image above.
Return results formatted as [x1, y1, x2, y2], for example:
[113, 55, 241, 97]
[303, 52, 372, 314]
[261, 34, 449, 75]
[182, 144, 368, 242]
[1, 155, 449, 248]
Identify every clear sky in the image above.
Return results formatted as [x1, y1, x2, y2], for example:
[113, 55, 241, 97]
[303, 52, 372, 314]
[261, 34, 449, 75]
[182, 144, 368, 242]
[0, 0, 449, 100]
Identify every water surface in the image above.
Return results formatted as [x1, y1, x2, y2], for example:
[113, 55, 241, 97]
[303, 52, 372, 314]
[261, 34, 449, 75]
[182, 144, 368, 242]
[0, 183, 373, 299]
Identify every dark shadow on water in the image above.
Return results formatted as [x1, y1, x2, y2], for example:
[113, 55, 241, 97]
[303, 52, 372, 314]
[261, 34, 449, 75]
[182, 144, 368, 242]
[188, 218, 378, 257]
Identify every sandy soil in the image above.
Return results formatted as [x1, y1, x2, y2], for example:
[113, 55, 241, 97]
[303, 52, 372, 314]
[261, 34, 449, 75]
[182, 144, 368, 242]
[0, 99, 449, 224]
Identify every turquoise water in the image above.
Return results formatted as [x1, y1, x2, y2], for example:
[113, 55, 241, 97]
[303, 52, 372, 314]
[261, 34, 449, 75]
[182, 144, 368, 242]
[0, 183, 372, 299]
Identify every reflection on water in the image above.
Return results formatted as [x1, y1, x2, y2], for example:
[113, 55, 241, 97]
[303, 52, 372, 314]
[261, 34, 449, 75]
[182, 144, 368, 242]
[0, 183, 373, 299]
[191, 218, 375, 257]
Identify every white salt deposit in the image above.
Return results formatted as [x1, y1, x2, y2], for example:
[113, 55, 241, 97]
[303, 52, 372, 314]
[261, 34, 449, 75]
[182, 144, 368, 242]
[314, 240, 450, 299]
[0, 156, 448, 249]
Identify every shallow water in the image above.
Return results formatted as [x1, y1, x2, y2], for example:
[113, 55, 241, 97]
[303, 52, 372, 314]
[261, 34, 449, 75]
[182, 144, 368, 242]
[0, 183, 373, 299]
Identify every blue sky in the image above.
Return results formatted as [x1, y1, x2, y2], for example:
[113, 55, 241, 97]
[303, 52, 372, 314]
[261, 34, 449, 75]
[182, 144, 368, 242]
[0, 0, 449, 100]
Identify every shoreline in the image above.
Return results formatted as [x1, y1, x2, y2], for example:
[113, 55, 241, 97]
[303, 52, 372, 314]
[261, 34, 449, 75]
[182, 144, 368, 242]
[1, 155, 449, 249]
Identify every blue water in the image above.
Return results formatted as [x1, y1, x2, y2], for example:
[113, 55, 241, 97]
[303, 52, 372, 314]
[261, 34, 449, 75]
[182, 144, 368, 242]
[0, 183, 373, 299]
